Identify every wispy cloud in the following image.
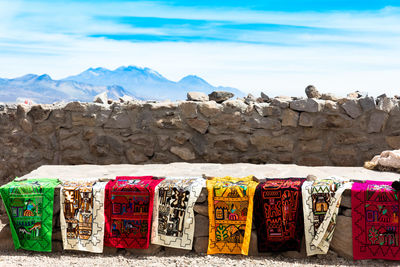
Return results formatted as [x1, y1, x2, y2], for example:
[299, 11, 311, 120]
[0, 0, 400, 97]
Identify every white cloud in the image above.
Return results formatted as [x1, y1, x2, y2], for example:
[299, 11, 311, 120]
[0, 0, 399, 98]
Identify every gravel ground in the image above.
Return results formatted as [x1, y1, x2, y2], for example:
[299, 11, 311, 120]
[1, 249, 399, 267]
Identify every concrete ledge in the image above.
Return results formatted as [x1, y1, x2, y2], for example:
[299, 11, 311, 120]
[1, 163, 397, 259]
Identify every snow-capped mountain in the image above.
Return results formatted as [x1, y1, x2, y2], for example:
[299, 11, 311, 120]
[0, 65, 244, 103]
[64, 66, 244, 101]
[0, 74, 129, 103]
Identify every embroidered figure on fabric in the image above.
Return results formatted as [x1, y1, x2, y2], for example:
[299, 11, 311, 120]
[60, 181, 106, 253]
[302, 177, 352, 256]
[151, 177, 204, 250]
[105, 176, 163, 249]
[254, 178, 305, 252]
[9, 181, 44, 240]
[62, 181, 94, 241]
[158, 187, 189, 237]
[352, 181, 400, 260]
[207, 176, 258, 255]
[1, 178, 60, 252]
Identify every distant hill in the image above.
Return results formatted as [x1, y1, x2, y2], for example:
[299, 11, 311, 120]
[64, 66, 245, 101]
[0, 74, 129, 103]
[0, 65, 244, 103]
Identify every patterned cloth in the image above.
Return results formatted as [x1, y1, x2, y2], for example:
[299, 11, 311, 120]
[0, 178, 60, 252]
[254, 178, 306, 252]
[302, 177, 352, 256]
[60, 180, 107, 253]
[352, 181, 400, 260]
[104, 176, 164, 249]
[206, 176, 258, 255]
[151, 177, 205, 250]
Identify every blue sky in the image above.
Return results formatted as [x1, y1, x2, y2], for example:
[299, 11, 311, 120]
[0, 0, 400, 96]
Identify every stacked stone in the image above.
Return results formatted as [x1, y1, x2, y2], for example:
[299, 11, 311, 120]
[1, 88, 399, 187]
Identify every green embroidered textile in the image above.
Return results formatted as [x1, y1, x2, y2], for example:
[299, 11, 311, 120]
[0, 178, 60, 252]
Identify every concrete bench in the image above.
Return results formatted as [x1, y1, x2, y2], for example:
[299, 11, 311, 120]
[1, 163, 398, 259]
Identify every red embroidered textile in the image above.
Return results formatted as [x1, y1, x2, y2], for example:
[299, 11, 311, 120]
[352, 180, 400, 260]
[104, 176, 164, 249]
[254, 178, 306, 252]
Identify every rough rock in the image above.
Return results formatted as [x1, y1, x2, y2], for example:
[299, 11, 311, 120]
[305, 85, 321, 98]
[27, 105, 51, 123]
[377, 97, 396, 113]
[179, 102, 198, 118]
[359, 96, 376, 111]
[290, 99, 324, 112]
[198, 101, 221, 117]
[329, 147, 358, 166]
[331, 215, 353, 259]
[93, 92, 108, 104]
[0, 224, 14, 250]
[340, 190, 351, 208]
[194, 236, 208, 253]
[194, 214, 209, 237]
[368, 111, 388, 133]
[282, 109, 299, 127]
[0, 103, 5, 112]
[208, 91, 234, 103]
[254, 103, 281, 117]
[260, 92, 270, 102]
[186, 118, 209, 134]
[299, 112, 314, 127]
[386, 136, 400, 149]
[196, 188, 207, 203]
[244, 94, 257, 104]
[321, 93, 339, 101]
[271, 96, 291, 108]
[250, 134, 294, 152]
[222, 100, 248, 113]
[19, 118, 33, 133]
[324, 100, 339, 112]
[341, 99, 362, 119]
[193, 203, 208, 217]
[187, 92, 209, 102]
[170, 146, 196, 161]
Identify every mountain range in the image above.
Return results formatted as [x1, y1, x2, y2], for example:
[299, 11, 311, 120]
[0, 66, 244, 103]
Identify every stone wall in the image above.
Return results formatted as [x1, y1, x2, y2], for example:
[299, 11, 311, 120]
[1, 92, 400, 185]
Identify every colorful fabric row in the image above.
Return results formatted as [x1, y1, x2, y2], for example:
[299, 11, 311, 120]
[4, 176, 400, 261]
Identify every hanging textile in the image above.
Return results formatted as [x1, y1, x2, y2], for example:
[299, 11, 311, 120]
[254, 178, 306, 252]
[151, 177, 205, 250]
[352, 180, 400, 260]
[60, 180, 107, 253]
[206, 176, 258, 255]
[302, 176, 352, 256]
[104, 176, 164, 249]
[0, 178, 60, 252]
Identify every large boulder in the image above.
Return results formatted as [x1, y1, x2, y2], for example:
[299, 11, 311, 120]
[305, 85, 321, 98]
[208, 91, 234, 103]
[187, 92, 209, 102]
[290, 99, 324, 112]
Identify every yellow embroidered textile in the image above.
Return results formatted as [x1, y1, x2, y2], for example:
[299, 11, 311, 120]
[206, 176, 258, 255]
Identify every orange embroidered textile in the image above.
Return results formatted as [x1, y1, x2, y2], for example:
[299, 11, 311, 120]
[206, 176, 258, 255]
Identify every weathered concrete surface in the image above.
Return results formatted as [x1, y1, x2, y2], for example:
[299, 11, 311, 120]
[20, 163, 399, 181]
